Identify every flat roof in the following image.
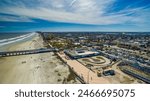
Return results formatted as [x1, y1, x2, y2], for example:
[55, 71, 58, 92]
[76, 51, 99, 56]
[65, 49, 100, 59]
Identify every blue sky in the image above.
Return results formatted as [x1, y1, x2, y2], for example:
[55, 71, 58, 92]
[0, 0, 150, 32]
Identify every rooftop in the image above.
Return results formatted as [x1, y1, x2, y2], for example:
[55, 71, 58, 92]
[64, 49, 100, 59]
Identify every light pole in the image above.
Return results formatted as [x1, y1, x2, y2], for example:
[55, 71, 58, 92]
[87, 67, 92, 84]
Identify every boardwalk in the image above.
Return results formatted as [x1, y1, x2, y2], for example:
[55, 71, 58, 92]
[57, 52, 109, 84]
[0, 48, 58, 57]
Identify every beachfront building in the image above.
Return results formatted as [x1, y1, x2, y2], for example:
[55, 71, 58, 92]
[64, 49, 100, 59]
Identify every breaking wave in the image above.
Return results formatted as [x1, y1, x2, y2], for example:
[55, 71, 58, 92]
[0, 32, 37, 47]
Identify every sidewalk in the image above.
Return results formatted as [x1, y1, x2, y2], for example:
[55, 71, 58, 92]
[57, 52, 109, 84]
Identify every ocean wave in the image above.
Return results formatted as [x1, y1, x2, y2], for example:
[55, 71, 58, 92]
[0, 34, 29, 43]
[0, 32, 37, 47]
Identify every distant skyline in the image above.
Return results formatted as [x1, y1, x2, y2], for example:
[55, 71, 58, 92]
[0, 0, 150, 32]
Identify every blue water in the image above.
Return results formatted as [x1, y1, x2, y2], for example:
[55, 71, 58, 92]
[0, 32, 29, 40]
[0, 32, 37, 51]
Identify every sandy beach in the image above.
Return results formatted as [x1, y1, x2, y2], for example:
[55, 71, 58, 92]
[0, 34, 79, 84]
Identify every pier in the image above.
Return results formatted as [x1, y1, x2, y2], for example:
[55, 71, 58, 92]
[0, 48, 58, 57]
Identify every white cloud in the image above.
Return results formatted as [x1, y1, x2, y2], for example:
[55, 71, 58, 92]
[69, 0, 77, 7]
[0, 0, 149, 25]
[0, 15, 33, 22]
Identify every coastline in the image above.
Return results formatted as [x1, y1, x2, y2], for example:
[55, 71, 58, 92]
[0, 33, 36, 52]
[0, 33, 79, 84]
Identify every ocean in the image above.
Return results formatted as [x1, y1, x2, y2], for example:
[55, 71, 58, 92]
[0, 32, 37, 51]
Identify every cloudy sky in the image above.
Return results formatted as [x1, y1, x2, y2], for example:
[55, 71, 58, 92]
[0, 0, 150, 32]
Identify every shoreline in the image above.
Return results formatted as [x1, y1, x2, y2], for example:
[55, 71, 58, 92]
[0, 33, 79, 84]
[0, 33, 36, 52]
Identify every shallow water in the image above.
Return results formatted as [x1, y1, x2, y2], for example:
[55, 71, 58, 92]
[0, 32, 37, 51]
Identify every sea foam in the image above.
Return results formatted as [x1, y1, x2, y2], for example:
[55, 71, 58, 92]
[0, 32, 36, 47]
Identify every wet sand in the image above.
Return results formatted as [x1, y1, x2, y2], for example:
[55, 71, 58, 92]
[0, 34, 79, 84]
